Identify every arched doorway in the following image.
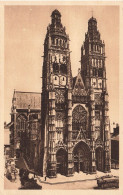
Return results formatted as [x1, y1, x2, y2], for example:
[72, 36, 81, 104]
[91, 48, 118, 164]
[56, 148, 67, 175]
[73, 141, 90, 173]
[96, 147, 104, 171]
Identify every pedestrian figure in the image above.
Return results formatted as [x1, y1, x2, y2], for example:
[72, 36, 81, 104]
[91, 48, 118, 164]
[45, 176, 47, 181]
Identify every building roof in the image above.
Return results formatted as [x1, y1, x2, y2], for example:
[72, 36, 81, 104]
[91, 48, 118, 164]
[12, 91, 41, 110]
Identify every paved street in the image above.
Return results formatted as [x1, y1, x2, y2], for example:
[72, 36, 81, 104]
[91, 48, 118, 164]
[4, 156, 119, 190]
[4, 175, 97, 190]
[36, 169, 119, 190]
[39, 179, 97, 190]
[4, 168, 119, 190]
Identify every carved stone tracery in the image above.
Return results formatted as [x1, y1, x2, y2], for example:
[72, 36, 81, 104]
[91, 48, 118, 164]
[72, 105, 87, 141]
[55, 89, 66, 104]
[72, 105, 87, 124]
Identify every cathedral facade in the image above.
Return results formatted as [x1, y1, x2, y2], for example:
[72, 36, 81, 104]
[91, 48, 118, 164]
[10, 9, 111, 178]
[40, 10, 111, 178]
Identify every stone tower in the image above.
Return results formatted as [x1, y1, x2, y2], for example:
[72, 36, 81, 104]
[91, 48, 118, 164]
[41, 9, 73, 177]
[81, 16, 111, 172]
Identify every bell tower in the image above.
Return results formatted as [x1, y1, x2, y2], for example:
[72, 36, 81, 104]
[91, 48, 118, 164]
[41, 9, 73, 177]
[42, 9, 72, 90]
[81, 17, 111, 172]
[81, 16, 106, 91]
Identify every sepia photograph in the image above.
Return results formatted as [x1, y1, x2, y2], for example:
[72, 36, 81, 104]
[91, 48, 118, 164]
[2, 2, 122, 191]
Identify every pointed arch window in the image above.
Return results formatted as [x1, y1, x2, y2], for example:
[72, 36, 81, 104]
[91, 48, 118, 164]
[56, 39, 58, 45]
[96, 59, 98, 66]
[72, 105, 87, 140]
[72, 105, 87, 130]
[101, 47, 102, 54]
[98, 68, 103, 77]
[17, 114, 27, 131]
[60, 39, 62, 46]
[93, 68, 97, 76]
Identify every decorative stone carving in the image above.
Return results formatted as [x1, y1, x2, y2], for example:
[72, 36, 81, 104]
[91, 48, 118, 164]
[55, 142, 67, 152]
[56, 112, 65, 120]
[95, 137, 103, 147]
[95, 93, 102, 104]
[72, 128, 86, 140]
[55, 89, 66, 103]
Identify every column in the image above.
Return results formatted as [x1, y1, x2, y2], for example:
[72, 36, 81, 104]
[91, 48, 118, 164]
[78, 152, 80, 172]
[48, 90, 56, 177]
[67, 89, 74, 176]
[89, 41, 91, 53]
[90, 88, 96, 173]
[48, 35, 51, 49]
[12, 90, 17, 158]
[13, 108, 17, 158]
[102, 41, 105, 55]
[67, 53, 72, 89]
[103, 91, 111, 172]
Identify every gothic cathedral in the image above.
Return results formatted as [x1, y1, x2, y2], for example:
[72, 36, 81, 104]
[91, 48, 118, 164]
[41, 9, 111, 178]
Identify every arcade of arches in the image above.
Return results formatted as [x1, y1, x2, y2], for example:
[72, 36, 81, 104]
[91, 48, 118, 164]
[56, 142, 90, 175]
[56, 143, 104, 176]
[55, 105, 104, 175]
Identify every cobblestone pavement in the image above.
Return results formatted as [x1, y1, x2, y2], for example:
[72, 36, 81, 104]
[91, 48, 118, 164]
[4, 169, 119, 190]
[36, 169, 119, 184]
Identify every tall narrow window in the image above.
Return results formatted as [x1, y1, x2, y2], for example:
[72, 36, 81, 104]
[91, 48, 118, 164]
[60, 39, 62, 46]
[56, 39, 58, 45]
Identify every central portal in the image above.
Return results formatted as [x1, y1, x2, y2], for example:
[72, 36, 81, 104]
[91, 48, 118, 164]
[73, 141, 90, 173]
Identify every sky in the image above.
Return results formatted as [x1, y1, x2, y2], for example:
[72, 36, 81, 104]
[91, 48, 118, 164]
[4, 5, 119, 128]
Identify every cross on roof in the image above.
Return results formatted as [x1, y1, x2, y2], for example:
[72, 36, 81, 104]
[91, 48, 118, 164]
[91, 9, 94, 17]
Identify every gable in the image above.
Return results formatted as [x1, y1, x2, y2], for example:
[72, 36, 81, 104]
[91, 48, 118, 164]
[74, 74, 84, 89]
[73, 71, 87, 96]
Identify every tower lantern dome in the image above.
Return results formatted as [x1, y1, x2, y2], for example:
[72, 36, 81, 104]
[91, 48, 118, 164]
[88, 16, 98, 37]
[51, 9, 61, 17]
[88, 16, 97, 23]
[51, 9, 62, 28]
